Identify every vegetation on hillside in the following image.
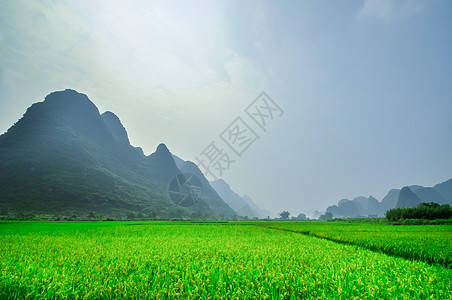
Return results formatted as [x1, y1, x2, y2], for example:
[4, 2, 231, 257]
[0, 90, 235, 219]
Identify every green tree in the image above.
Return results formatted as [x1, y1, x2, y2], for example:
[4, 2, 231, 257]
[280, 211, 290, 220]
[296, 213, 307, 220]
[0, 205, 9, 216]
[127, 212, 136, 219]
[87, 211, 101, 220]
[318, 212, 333, 220]
[385, 203, 452, 221]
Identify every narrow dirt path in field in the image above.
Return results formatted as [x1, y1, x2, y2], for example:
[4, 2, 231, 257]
[256, 225, 451, 269]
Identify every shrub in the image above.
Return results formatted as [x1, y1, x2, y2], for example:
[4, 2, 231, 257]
[386, 203, 452, 221]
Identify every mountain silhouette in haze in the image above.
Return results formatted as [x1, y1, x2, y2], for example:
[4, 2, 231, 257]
[327, 196, 381, 218]
[242, 194, 271, 218]
[410, 187, 448, 205]
[396, 187, 422, 208]
[429, 179, 452, 204]
[209, 179, 270, 218]
[172, 155, 238, 216]
[325, 179, 452, 218]
[0, 89, 236, 219]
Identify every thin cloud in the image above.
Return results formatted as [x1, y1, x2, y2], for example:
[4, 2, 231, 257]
[356, 0, 426, 22]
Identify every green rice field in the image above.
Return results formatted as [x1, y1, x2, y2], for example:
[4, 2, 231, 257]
[0, 221, 451, 299]
[264, 221, 452, 268]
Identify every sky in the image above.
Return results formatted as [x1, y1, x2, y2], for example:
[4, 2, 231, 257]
[1, 0, 451, 217]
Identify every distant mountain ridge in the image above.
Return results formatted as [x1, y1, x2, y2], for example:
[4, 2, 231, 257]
[171, 155, 237, 216]
[397, 187, 422, 208]
[0, 89, 236, 219]
[242, 194, 271, 218]
[208, 179, 270, 218]
[326, 179, 452, 218]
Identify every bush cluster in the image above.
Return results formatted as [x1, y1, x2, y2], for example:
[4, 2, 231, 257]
[385, 202, 452, 221]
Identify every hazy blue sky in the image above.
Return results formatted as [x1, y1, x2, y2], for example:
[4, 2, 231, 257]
[1, 0, 451, 216]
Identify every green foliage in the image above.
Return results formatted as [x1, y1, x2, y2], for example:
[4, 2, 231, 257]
[326, 217, 387, 223]
[318, 212, 333, 220]
[397, 218, 452, 225]
[0, 205, 8, 216]
[386, 202, 452, 221]
[279, 211, 290, 219]
[295, 213, 306, 220]
[0, 221, 451, 299]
